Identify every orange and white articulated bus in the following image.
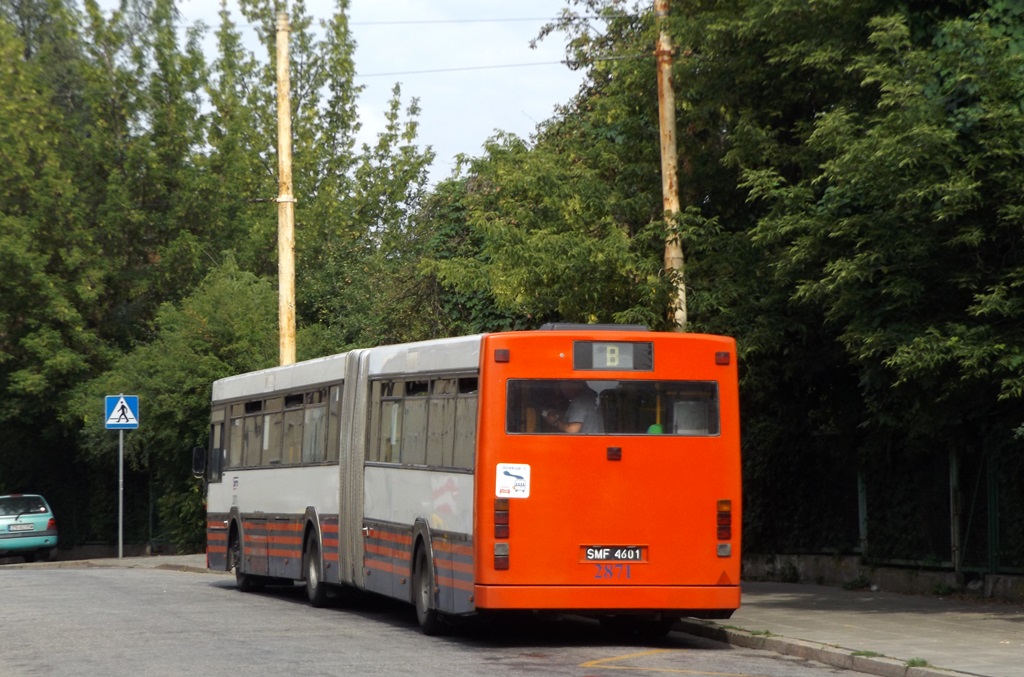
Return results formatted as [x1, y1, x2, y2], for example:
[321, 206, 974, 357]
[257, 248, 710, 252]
[193, 325, 741, 634]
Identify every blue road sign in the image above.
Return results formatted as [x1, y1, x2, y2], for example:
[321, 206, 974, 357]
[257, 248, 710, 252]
[105, 395, 139, 430]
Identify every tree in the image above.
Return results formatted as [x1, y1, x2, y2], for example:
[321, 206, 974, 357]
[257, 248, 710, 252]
[68, 260, 278, 550]
[0, 9, 109, 523]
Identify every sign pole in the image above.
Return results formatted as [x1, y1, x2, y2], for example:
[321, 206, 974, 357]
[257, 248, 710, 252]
[119, 429, 124, 559]
[105, 394, 138, 561]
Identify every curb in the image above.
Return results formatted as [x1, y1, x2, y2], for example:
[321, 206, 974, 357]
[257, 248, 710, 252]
[3, 558, 227, 576]
[675, 620, 974, 677]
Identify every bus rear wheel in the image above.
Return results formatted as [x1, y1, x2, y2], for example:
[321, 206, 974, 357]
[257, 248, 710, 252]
[304, 533, 329, 608]
[413, 548, 448, 636]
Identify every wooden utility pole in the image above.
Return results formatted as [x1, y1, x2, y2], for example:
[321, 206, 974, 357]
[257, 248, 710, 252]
[655, 0, 686, 330]
[276, 11, 296, 365]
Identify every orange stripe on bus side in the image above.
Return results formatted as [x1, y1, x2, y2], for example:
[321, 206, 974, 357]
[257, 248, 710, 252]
[267, 548, 301, 558]
[437, 558, 474, 575]
[433, 542, 473, 558]
[437, 573, 474, 592]
[263, 522, 304, 532]
[365, 543, 408, 560]
[364, 558, 409, 576]
[372, 529, 412, 546]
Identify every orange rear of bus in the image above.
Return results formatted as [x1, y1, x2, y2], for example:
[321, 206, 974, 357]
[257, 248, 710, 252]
[473, 329, 741, 624]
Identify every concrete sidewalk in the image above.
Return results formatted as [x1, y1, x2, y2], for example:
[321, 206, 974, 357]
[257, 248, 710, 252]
[679, 581, 1024, 677]
[26, 555, 1024, 677]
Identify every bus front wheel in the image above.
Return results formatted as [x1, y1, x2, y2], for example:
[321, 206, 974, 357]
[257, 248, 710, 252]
[229, 532, 261, 592]
[413, 548, 447, 635]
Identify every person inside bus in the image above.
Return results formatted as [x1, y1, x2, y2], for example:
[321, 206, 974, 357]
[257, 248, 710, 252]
[542, 381, 604, 434]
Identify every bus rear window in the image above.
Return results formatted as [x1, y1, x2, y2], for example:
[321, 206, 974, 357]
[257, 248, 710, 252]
[506, 379, 720, 436]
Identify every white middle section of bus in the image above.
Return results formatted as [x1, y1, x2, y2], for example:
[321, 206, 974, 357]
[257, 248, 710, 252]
[219, 465, 340, 516]
[363, 466, 474, 535]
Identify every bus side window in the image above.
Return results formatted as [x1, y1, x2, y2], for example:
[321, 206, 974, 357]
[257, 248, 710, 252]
[402, 381, 429, 466]
[303, 401, 327, 463]
[427, 379, 456, 468]
[327, 385, 342, 463]
[209, 409, 225, 482]
[453, 391, 477, 470]
[207, 431, 223, 481]
[228, 417, 243, 468]
[374, 381, 403, 463]
[243, 414, 263, 467]
[264, 411, 284, 465]
[281, 394, 303, 465]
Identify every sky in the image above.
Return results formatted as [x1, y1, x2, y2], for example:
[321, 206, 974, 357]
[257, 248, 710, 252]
[162, 0, 589, 185]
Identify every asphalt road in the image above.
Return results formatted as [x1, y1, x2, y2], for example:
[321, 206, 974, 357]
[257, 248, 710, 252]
[0, 566, 866, 677]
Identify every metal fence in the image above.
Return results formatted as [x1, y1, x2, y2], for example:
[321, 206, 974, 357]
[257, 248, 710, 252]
[743, 439, 1024, 577]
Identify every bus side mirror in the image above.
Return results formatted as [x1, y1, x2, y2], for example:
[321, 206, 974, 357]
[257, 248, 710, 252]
[191, 446, 206, 478]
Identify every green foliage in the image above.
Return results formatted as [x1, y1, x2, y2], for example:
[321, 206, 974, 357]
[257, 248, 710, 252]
[750, 8, 1024, 442]
[425, 130, 671, 329]
[157, 477, 206, 554]
[67, 260, 277, 546]
[0, 0, 438, 547]
[3, 0, 1024, 567]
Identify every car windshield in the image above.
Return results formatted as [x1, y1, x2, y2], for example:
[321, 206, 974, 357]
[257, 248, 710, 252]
[0, 496, 48, 516]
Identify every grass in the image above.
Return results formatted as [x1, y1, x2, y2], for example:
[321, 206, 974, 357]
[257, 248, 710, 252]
[906, 658, 930, 668]
[851, 650, 885, 658]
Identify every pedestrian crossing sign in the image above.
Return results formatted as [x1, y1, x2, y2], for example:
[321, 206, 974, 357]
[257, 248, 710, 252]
[105, 395, 140, 430]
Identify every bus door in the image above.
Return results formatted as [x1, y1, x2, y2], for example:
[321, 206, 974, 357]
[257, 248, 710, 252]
[473, 332, 741, 613]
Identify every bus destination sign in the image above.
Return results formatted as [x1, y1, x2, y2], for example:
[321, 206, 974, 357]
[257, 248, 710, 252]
[573, 341, 653, 371]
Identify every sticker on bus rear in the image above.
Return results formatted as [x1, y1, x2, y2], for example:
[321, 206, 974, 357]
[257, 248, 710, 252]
[496, 463, 530, 498]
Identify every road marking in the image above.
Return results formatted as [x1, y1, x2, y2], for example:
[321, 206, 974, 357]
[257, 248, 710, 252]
[580, 649, 749, 675]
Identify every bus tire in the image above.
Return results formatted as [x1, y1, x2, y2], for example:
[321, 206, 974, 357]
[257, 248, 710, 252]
[229, 531, 261, 592]
[304, 533, 329, 608]
[413, 548, 448, 636]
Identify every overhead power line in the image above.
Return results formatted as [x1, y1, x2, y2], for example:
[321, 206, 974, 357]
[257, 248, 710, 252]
[350, 14, 624, 26]
[355, 54, 648, 79]
[357, 61, 565, 78]
[351, 18, 556, 26]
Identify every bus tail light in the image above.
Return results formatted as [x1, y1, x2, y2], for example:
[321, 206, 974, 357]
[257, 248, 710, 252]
[716, 500, 732, 540]
[494, 498, 510, 539]
[494, 498, 510, 568]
